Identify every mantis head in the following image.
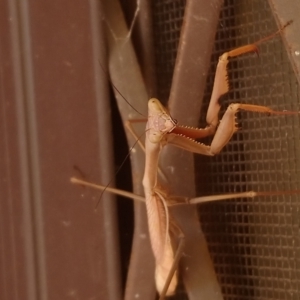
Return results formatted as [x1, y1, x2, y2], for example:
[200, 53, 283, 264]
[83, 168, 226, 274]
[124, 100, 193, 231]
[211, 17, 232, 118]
[147, 98, 177, 143]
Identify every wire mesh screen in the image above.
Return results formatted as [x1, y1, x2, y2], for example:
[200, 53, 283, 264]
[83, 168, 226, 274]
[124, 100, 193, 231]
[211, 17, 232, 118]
[153, 0, 300, 299]
[152, 0, 185, 103]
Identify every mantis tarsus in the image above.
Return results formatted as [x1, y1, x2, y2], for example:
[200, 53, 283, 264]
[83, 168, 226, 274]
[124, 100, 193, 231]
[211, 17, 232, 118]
[71, 20, 300, 299]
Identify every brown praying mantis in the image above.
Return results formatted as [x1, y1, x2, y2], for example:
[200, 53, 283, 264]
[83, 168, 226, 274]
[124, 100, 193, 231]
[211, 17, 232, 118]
[71, 20, 300, 300]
